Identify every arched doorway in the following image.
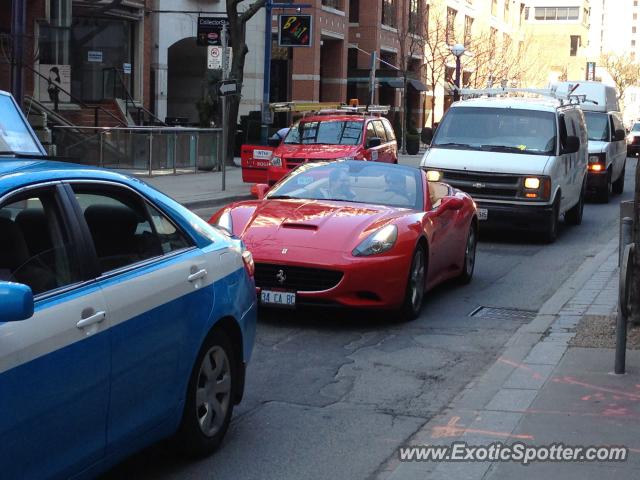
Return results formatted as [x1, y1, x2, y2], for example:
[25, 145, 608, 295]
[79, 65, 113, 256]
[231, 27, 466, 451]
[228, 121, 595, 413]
[167, 37, 208, 124]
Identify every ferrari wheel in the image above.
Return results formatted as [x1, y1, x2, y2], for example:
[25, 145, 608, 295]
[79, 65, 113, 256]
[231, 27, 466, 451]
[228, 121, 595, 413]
[399, 246, 426, 321]
[458, 226, 477, 284]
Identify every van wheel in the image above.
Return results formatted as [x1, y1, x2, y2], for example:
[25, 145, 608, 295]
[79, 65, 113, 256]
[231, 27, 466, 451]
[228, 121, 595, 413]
[175, 329, 236, 457]
[613, 164, 625, 195]
[565, 181, 585, 226]
[543, 197, 560, 243]
[597, 170, 612, 203]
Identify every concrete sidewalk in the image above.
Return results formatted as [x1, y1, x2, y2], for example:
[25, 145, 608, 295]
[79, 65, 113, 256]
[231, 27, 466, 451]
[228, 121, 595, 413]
[379, 237, 640, 479]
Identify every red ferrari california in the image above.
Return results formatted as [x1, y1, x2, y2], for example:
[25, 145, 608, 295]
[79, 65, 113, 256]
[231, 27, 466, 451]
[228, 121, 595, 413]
[210, 161, 478, 320]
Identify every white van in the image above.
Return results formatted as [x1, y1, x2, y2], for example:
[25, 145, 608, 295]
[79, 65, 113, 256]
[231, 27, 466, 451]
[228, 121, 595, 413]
[555, 82, 626, 202]
[420, 96, 588, 243]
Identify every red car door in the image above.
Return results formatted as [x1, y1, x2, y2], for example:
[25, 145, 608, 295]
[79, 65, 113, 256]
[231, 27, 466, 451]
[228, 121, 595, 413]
[372, 120, 393, 163]
[424, 182, 459, 285]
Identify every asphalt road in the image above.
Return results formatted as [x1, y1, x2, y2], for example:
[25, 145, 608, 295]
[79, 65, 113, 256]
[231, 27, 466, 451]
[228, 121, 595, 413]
[103, 158, 637, 480]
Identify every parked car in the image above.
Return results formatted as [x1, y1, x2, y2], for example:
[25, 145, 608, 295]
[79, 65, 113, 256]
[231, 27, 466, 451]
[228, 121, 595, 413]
[555, 81, 626, 202]
[241, 107, 398, 186]
[421, 95, 588, 243]
[627, 122, 640, 157]
[210, 161, 478, 321]
[0, 89, 257, 479]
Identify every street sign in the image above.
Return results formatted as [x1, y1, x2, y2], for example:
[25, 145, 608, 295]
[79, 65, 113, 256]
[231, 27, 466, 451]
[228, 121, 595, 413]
[197, 16, 230, 46]
[218, 80, 239, 96]
[278, 15, 313, 47]
[123, 63, 131, 74]
[207, 46, 232, 70]
[586, 61, 596, 81]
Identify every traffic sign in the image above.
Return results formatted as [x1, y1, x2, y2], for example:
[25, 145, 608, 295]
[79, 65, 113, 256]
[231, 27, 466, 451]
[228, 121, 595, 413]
[219, 80, 239, 96]
[208, 46, 232, 70]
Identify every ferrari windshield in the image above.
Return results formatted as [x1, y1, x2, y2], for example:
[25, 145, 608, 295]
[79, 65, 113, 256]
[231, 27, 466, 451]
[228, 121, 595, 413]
[584, 112, 610, 141]
[284, 120, 363, 145]
[432, 107, 557, 155]
[267, 161, 423, 210]
[0, 93, 43, 156]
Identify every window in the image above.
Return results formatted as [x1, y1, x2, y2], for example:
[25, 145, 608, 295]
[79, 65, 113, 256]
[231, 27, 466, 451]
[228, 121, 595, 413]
[365, 122, 378, 143]
[570, 35, 580, 56]
[633, 27, 637, 34]
[464, 16, 474, 46]
[504, 0, 510, 20]
[491, 0, 498, 17]
[72, 186, 191, 273]
[634, 40, 637, 47]
[322, 0, 343, 10]
[381, 0, 397, 28]
[0, 189, 83, 296]
[408, 0, 421, 34]
[425, 3, 430, 34]
[372, 121, 388, 142]
[348, 48, 358, 69]
[349, 0, 359, 22]
[447, 7, 457, 43]
[525, 6, 530, 20]
[534, 6, 579, 21]
[382, 119, 396, 141]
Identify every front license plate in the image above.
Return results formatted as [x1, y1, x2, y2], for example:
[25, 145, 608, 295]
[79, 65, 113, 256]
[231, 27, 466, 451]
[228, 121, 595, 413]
[261, 290, 296, 307]
[478, 208, 488, 221]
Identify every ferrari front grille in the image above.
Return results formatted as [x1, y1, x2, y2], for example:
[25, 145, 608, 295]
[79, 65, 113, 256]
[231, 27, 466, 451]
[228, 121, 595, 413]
[255, 263, 343, 291]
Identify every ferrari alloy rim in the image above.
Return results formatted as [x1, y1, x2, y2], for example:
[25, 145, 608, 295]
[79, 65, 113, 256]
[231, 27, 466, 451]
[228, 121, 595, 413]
[410, 250, 425, 311]
[196, 345, 231, 437]
[465, 229, 476, 275]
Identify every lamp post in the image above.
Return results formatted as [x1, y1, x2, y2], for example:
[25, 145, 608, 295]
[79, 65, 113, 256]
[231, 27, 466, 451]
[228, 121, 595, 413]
[450, 43, 465, 102]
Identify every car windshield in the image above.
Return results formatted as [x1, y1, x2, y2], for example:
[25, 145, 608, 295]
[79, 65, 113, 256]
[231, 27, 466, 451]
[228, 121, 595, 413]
[284, 120, 363, 145]
[584, 112, 610, 141]
[0, 94, 43, 156]
[432, 106, 557, 155]
[632, 123, 640, 132]
[266, 161, 423, 210]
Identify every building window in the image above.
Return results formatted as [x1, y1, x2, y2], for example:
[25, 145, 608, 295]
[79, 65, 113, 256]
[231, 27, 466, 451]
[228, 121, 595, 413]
[491, 0, 498, 17]
[425, 3, 430, 34]
[464, 15, 474, 46]
[535, 6, 579, 20]
[447, 7, 457, 43]
[633, 40, 637, 47]
[525, 6, 529, 20]
[348, 48, 358, 69]
[635, 13, 638, 20]
[322, 0, 343, 10]
[349, 0, 359, 22]
[633, 26, 637, 34]
[504, 0, 510, 20]
[381, 0, 397, 28]
[570, 35, 580, 56]
[408, 0, 421, 34]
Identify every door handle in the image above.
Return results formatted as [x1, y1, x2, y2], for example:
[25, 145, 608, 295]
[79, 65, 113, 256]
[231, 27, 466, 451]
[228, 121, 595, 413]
[188, 269, 208, 283]
[76, 311, 106, 329]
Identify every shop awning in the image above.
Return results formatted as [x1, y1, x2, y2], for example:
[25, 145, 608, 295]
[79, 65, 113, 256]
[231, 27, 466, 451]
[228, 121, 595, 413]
[407, 79, 428, 91]
[381, 78, 405, 89]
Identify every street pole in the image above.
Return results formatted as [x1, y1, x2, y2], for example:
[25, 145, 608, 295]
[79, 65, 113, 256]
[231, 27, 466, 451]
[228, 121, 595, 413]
[454, 56, 461, 102]
[401, 75, 407, 154]
[11, 0, 25, 104]
[261, 0, 273, 144]
[221, 24, 229, 191]
[369, 51, 377, 105]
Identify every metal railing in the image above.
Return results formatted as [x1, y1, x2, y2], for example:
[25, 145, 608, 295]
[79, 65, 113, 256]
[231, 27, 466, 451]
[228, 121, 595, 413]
[51, 126, 223, 176]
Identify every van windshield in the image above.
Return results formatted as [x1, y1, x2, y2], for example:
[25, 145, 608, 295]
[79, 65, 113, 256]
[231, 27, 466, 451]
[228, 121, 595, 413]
[284, 120, 363, 145]
[431, 107, 557, 155]
[584, 112, 610, 141]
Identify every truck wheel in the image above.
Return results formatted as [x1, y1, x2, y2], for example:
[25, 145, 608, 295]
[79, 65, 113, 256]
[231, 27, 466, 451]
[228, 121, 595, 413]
[612, 164, 626, 195]
[565, 181, 585, 226]
[597, 170, 612, 203]
[543, 197, 560, 243]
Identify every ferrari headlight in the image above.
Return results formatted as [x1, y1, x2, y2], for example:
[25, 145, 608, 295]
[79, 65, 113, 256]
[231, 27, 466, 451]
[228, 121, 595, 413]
[216, 210, 233, 234]
[426, 170, 442, 182]
[352, 225, 398, 257]
[271, 156, 282, 167]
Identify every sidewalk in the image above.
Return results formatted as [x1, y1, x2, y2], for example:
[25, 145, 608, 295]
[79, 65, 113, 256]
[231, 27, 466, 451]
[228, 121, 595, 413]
[380, 237, 640, 479]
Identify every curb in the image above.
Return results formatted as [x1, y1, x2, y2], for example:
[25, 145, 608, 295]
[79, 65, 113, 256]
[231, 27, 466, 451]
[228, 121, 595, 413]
[379, 236, 620, 480]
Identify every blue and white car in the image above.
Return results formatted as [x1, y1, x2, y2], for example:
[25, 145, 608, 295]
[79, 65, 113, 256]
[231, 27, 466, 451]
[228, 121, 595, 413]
[0, 90, 257, 479]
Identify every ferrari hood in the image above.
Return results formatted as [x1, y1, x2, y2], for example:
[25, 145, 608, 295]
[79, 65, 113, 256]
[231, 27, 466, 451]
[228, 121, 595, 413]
[275, 143, 359, 159]
[238, 199, 404, 253]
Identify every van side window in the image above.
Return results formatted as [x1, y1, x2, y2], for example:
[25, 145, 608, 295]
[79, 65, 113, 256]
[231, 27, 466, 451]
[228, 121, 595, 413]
[382, 119, 396, 142]
[612, 115, 624, 140]
[373, 121, 388, 143]
[365, 122, 378, 143]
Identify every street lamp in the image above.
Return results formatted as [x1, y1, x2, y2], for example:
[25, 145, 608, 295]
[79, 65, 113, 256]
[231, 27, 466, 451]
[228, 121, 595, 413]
[450, 43, 465, 102]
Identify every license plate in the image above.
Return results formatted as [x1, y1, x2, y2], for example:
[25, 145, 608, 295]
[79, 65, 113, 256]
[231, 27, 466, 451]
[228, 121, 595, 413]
[261, 290, 296, 307]
[478, 208, 488, 221]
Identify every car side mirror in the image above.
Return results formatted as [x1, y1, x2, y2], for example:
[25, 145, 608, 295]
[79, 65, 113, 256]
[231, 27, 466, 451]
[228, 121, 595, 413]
[421, 127, 434, 145]
[562, 135, 580, 154]
[0, 282, 34, 322]
[366, 137, 382, 149]
[440, 196, 464, 211]
[267, 137, 281, 147]
[251, 183, 270, 200]
[615, 129, 626, 141]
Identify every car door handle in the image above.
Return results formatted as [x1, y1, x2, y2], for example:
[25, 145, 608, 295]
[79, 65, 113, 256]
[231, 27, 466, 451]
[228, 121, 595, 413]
[188, 269, 208, 283]
[76, 311, 106, 329]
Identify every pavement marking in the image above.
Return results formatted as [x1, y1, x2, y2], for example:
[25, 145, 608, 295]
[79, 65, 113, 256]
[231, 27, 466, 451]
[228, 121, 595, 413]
[430, 416, 534, 440]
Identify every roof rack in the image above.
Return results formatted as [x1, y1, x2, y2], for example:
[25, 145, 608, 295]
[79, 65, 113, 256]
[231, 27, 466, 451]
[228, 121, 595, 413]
[456, 84, 597, 106]
[269, 102, 391, 116]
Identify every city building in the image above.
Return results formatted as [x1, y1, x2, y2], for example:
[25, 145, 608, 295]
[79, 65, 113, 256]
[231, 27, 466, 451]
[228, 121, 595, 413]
[523, 0, 591, 85]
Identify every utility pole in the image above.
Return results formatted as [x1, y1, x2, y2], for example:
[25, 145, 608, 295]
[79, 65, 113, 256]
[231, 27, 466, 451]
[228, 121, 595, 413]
[261, 0, 273, 143]
[11, 0, 26, 104]
[369, 51, 377, 105]
[221, 23, 229, 191]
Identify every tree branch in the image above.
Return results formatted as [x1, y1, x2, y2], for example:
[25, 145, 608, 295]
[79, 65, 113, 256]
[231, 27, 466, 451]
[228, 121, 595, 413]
[240, 0, 266, 24]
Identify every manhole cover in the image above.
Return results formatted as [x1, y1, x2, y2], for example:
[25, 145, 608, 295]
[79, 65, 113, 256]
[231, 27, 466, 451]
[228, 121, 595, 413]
[469, 306, 537, 321]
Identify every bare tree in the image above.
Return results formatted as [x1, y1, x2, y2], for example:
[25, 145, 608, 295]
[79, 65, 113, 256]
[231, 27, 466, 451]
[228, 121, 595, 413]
[224, 0, 265, 163]
[421, 5, 450, 128]
[599, 52, 640, 101]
